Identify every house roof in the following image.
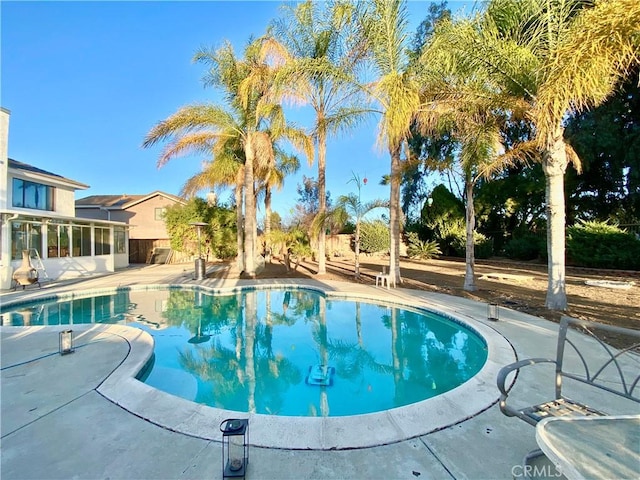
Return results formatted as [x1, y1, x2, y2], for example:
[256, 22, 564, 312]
[75, 191, 186, 210]
[9, 158, 90, 190]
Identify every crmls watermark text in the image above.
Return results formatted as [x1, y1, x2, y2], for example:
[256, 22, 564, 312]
[512, 464, 564, 478]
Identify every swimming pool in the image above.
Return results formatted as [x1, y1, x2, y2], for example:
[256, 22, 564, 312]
[1, 286, 487, 417]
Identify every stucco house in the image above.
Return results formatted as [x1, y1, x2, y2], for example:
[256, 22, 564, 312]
[75, 191, 186, 263]
[0, 107, 129, 288]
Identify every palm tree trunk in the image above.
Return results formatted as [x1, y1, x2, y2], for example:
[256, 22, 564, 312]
[245, 290, 257, 413]
[389, 144, 402, 285]
[244, 135, 256, 277]
[264, 187, 272, 263]
[543, 128, 569, 310]
[317, 128, 327, 275]
[464, 179, 477, 291]
[354, 222, 361, 278]
[235, 183, 245, 273]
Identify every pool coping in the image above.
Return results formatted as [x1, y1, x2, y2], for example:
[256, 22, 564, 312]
[1, 280, 516, 450]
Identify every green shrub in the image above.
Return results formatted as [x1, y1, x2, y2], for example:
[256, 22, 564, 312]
[429, 218, 465, 256]
[504, 235, 544, 261]
[359, 220, 389, 254]
[474, 236, 494, 259]
[451, 231, 493, 259]
[566, 220, 640, 270]
[430, 218, 493, 258]
[406, 232, 441, 260]
[164, 198, 237, 259]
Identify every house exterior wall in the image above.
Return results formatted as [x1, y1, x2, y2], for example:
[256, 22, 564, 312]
[54, 186, 77, 217]
[126, 195, 177, 240]
[1, 109, 10, 280]
[0, 108, 9, 212]
[0, 108, 130, 288]
[75, 207, 108, 220]
[6, 167, 78, 217]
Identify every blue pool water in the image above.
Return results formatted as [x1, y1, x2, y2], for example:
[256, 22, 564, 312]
[1, 287, 488, 417]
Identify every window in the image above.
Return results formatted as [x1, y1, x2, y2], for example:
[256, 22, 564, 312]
[154, 208, 166, 221]
[12, 178, 54, 211]
[94, 227, 111, 255]
[48, 224, 70, 258]
[114, 227, 126, 254]
[11, 222, 42, 260]
[72, 225, 92, 256]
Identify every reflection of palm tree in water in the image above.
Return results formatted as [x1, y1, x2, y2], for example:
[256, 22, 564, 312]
[390, 309, 477, 403]
[244, 291, 257, 413]
[318, 296, 329, 416]
[178, 289, 302, 413]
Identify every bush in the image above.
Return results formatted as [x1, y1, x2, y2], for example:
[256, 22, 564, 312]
[430, 218, 493, 258]
[164, 198, 237, 259]
[406, 232, 441, 260]
[359, 220, 389, 254]
[504, 235, 544, 261]
[567, 220, 640, 270]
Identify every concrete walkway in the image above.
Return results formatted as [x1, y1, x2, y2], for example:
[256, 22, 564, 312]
[0, 264, 635, 479]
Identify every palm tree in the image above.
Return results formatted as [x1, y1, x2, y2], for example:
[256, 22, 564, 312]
[435, 0, 639, 309]
[415, 18, 528, 291]
[146, 39, 311, 278]
[143, 103, 250, 272]
[255, 148, 300, 252]
[359, 0, 421, 287]
[315, 173, 388, 278]
[267, 0, 371, 275]
[533, 0, 640, 308]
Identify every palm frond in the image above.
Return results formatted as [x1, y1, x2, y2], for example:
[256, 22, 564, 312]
[143, 104, 241, 149]
[535, 0, 640, 142]
[156, 131, 226, 168]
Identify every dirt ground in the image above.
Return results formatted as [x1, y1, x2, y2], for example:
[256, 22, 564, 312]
[214, 254, 639, 345]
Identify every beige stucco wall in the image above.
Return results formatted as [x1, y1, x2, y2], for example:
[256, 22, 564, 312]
[54, 188, 77, 216]
[125, 195, 179, 240]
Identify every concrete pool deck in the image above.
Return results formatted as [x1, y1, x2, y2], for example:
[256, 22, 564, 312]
[1, 264, 636, 479]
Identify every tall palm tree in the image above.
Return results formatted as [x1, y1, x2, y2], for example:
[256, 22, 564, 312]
[255, 148, 300, 249]
[267, 0, 371, 275]
[143, 103, 250, 272]
[147, 39, 311, 278]
[533, 0, 640, 308]
[416, 19, 528, 291]
[359, 0, 421, 286]
[436, 0, 639, 309]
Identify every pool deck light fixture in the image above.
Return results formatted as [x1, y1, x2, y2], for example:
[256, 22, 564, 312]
[59, 329, 74, 355]
[487, 303, 500, 321]
[220, 418, 249, 479]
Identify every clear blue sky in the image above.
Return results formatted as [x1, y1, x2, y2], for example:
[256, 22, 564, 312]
[2, 1, 475, 221]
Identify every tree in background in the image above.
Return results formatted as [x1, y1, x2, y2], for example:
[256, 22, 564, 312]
[417, 10, 528, 291]
[163, 198, 237, 260]
[268, 0, 371, 275]
[313, 173, 388, 278]
[423, 0, 640, 309]
[360, 0, 421, 287]
[564, 71, 640, 224]
[256, 148, 300, 247]
[188, 39, 311, 277]
[289, 176, 332, 233]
